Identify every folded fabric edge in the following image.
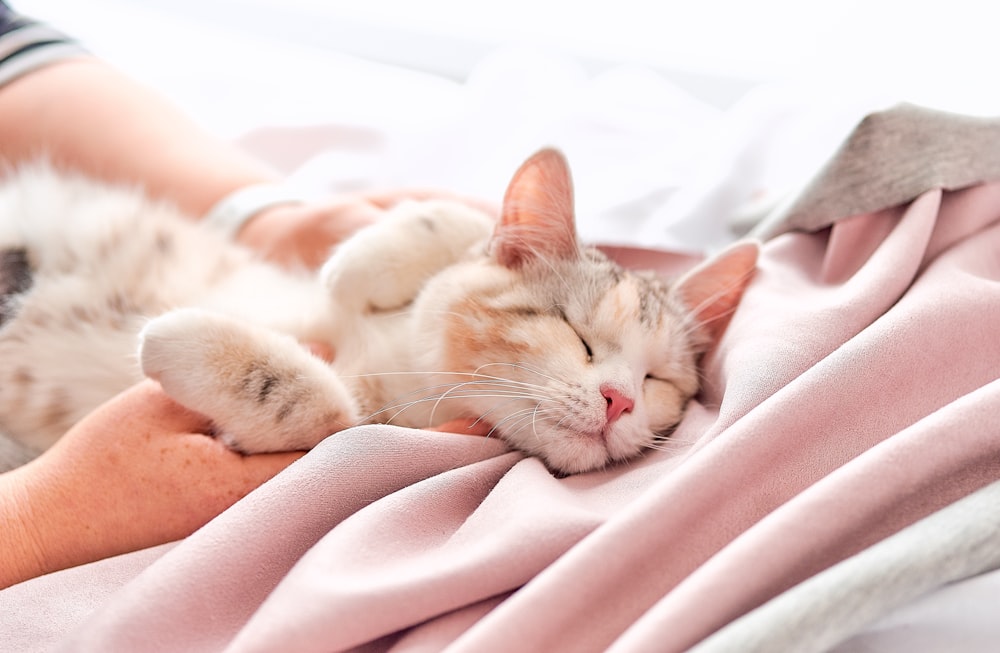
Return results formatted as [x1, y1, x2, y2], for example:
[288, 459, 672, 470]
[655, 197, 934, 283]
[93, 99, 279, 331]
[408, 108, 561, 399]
[751, 103, 1000, 239]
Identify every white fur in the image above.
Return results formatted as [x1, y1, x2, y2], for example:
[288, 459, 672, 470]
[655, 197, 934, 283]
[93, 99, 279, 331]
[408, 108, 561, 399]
[0, 160, 751, 474]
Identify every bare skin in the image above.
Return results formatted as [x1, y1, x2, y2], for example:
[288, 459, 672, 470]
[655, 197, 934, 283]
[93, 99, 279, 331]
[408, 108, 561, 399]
[0, 381, 303, 589]
[0, 381, 489, 589]
[0, 57, 495, 270]
[0, 55, 493, 588]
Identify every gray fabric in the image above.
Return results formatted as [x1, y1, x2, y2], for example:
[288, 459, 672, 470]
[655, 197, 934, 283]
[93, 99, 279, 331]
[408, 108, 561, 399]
[753, 103, 1000, 239]
[688, 479, 1000, 653]
[834, 567, 1000, 653]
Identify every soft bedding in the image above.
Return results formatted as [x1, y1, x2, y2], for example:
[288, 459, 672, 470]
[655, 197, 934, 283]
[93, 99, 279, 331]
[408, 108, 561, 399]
[4, 44, 1000, 652]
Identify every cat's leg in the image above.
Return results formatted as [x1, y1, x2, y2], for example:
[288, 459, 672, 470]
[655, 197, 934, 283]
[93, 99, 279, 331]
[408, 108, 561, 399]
[322, 200, 493, 312]
[139, 308, 358, 453]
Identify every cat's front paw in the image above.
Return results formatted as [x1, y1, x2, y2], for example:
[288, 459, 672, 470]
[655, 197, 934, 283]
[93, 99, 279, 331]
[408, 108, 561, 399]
[322, 200, 493, 312]
[139, 308, 358, 453]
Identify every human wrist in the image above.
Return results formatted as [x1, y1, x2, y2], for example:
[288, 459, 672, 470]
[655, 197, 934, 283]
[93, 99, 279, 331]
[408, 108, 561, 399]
[0, 448, 135, 588]
[0, 465, 57, 588]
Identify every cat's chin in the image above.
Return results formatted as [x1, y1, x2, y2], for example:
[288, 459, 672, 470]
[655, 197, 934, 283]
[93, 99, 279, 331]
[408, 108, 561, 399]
[510, 427, 649, 476]
[546, 446, 613, 476]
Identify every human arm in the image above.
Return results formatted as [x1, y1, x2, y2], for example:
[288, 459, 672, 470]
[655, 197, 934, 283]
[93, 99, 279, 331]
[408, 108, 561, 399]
[0, 380, 303, 590]
[0, 376, 489, 590]
[0, 54, 499, 268]
[0, 11, 497, 270]
[0, 2, 381, 267]
[0, 0, 279, 230]
[0, 53, 338, 265]
[0, 56, 281, 221]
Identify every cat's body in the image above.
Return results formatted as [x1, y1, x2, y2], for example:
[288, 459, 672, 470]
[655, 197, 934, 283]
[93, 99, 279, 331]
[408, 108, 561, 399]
[0, 150, 757, 474]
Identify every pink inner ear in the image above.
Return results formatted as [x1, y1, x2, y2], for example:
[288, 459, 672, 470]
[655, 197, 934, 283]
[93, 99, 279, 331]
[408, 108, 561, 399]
[674, 241, 759, 346]
[493, 148, 579, 268]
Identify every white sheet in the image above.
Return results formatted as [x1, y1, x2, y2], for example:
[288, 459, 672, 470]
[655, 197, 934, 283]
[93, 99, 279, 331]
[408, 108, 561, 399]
[20, 1, 901, 254]
[242, 47, 899, 254]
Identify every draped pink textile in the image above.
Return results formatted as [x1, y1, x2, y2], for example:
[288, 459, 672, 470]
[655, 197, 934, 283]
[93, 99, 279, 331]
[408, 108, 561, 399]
[4, 110, 1000, 652]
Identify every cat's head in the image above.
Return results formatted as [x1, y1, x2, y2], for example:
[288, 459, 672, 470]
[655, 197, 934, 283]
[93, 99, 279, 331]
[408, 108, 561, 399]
[423, 149, 757, 475]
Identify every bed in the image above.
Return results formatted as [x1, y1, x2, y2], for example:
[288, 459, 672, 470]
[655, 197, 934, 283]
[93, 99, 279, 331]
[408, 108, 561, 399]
[4, 3, 1000, 651]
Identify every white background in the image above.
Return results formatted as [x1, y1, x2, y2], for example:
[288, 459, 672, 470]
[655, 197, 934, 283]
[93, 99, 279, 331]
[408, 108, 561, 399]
[12, 0, 1000, 251]
[17, 0, 1000, 135]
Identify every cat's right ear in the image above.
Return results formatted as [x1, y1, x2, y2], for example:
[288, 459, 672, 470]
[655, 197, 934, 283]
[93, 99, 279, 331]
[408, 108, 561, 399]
[492, 148, 579, 269]
[673, 240, 759, 347]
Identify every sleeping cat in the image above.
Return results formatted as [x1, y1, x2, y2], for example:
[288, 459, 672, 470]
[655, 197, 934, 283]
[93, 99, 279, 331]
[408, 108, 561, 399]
[0, 149, 757, 475]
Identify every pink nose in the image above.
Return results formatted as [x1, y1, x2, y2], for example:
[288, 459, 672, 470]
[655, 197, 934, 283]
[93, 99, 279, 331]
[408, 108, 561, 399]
[601, 386, 634, 424]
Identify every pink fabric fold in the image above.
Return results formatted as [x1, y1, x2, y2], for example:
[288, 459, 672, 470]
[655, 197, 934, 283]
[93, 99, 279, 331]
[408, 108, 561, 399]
[51, 427, 514, 653]
[7, 178, 1000, 653]
[444, 184, 1000, 653]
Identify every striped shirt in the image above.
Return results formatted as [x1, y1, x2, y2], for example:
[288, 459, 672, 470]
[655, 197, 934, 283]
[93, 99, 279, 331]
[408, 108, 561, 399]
[0, 1, 87, 87]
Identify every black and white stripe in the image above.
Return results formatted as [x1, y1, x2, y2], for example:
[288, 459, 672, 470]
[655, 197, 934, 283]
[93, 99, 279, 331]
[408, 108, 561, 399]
[0, 2, 88, 88]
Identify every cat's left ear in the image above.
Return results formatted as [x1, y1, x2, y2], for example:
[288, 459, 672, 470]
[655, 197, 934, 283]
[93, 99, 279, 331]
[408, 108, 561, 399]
[492, 148, 579, 268]
[673, 240, 759, 346]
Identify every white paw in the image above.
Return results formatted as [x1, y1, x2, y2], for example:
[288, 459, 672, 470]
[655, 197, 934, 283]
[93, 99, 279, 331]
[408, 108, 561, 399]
[322, 200, 493, 312]
[139, 308, 217, 385]
[139, 308, 358, 453]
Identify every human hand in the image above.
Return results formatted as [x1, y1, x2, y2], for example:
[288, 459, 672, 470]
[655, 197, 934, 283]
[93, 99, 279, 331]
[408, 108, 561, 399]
[236, 189, 498, 269]
[0, 380, 302, 589]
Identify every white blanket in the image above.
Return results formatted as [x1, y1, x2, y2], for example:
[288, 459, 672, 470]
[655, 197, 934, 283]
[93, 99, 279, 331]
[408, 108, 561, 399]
[29, 0, 893, 253]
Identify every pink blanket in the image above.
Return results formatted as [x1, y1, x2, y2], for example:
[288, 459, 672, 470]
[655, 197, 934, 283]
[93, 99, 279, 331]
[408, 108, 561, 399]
[4, 104, 1000, 652]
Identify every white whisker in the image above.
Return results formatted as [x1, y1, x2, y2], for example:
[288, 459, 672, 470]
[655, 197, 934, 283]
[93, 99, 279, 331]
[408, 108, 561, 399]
[474, 361, 561, 385]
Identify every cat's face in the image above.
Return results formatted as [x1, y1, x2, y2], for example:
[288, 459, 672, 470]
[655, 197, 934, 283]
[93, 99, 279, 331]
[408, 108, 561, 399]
[430, 251, 701, 474]
[417, 149, 757, 475]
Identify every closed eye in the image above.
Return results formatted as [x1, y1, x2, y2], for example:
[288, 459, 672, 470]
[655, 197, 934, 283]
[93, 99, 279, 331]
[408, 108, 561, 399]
[557, 310, 593, 362]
